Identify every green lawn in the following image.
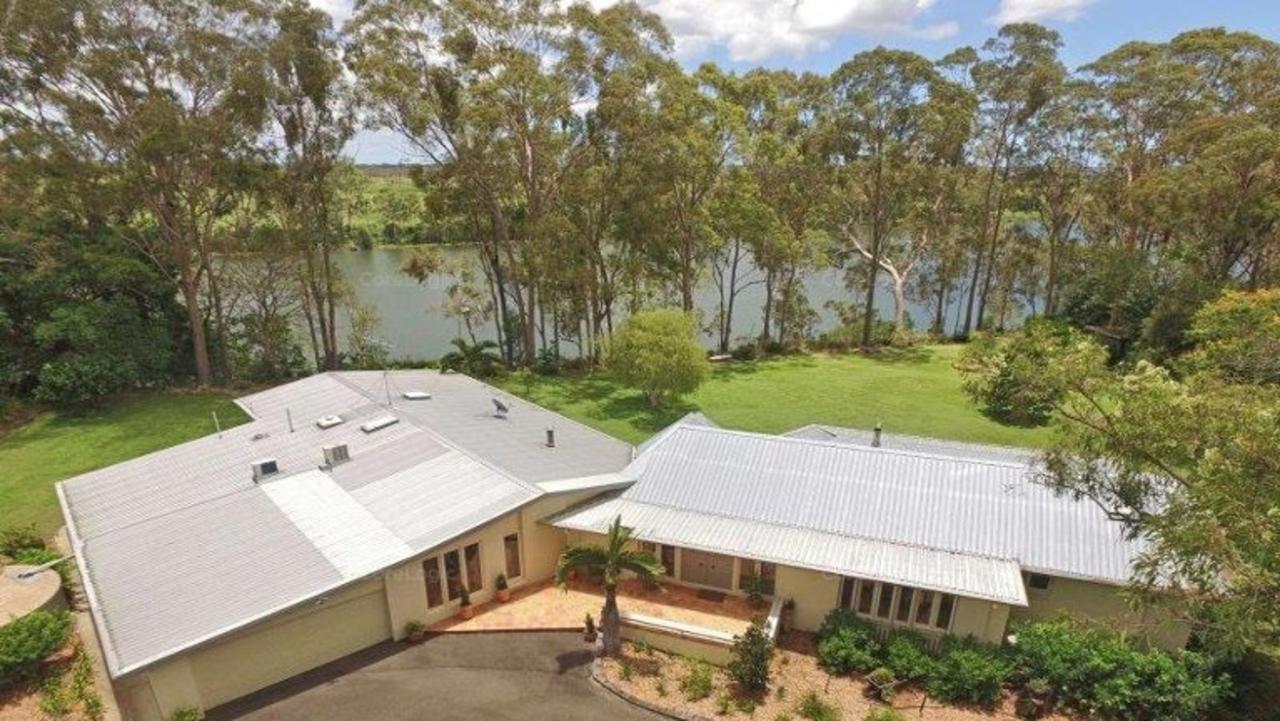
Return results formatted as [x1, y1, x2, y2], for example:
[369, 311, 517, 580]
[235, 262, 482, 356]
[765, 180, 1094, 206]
[0, 392, 249, 540]
[499, 344, 1055, 448]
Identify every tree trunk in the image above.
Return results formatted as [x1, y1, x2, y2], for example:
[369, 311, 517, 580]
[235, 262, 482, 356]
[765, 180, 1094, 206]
[179, 269, 213, 387]
[600, 587, 622, 657]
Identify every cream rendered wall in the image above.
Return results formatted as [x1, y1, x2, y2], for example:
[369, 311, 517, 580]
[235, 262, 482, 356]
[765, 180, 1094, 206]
[1009, 576, 1191, 650]
[773, 565, 841, 632]
[123, 577, 391, 721]
[520, 490, 600, 582]
[950, 597, 1012, 644]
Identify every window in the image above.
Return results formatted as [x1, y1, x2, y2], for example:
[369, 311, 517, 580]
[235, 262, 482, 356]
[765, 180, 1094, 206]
[424, 556, 443, 608]
[876, 584, 896, 618]
[857, 580, 875, 614]
[914, 591, 934, 626]
[840, 577, 855, 610]
[464, 543, 483, 592]
[660, 545, 676, 577]
[444, 550, 463, 601]
[504, 534, 521, 579]
[935, 594, 955, 630]
[1027, 573, 1052, 592]
[895, 586, 914, 623]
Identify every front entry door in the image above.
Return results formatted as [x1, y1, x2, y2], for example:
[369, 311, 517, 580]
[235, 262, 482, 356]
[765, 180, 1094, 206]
[679, 549, 734, 589]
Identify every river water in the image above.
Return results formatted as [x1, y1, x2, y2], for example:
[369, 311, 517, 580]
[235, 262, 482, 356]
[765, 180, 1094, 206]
[331, 245, 972, 360]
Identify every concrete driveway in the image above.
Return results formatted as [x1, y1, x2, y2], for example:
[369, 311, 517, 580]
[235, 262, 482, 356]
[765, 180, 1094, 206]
[206, 632, 662, 721]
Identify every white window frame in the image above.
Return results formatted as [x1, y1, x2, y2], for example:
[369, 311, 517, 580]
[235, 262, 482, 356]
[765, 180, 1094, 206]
[839, 576, 955, 634]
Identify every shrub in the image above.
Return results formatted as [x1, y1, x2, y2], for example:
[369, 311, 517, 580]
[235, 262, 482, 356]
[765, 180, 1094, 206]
[1010, 620, 1231, 721]
[681, 660, 714, 701]
[0, 525, 45, 556]
[816, 611, 882, 674]
[797, 691, 840, 721]
[864, 709, 907, 721]
[926, 639, 1010, 707]
[729, 620, 775, 693]
[169, 708, 204, 721]
[866, 667, 897, 702]
[883, 630, 935, 681]
[731, 343, 758, 361]
[735, 696, 757, 714]
[716, 693, 732, 715]
[0, 610, 72, 687]
[744, 574, 767, 607]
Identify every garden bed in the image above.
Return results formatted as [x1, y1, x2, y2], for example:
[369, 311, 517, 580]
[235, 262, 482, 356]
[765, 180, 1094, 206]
[596, 637, 1077, 721]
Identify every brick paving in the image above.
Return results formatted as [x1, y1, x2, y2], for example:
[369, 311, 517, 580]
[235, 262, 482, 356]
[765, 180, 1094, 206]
[431, 578, 758, 635]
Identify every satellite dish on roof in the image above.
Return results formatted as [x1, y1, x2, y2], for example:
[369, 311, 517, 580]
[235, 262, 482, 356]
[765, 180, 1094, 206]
[492, 397, 510, 419]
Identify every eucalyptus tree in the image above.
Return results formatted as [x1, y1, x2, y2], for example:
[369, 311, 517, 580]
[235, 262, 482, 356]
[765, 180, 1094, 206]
[718, 69, 830, 346]
[264, 0, 355, 370]
[944, 23, 1065, 335]
[827, 47, 973, 345]
[1, 0, 274, 386]
[348, 0, 669, 366]
[1022, 80, 1096, 317]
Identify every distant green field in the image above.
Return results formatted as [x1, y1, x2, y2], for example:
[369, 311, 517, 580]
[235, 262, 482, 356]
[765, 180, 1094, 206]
[499, 344, 1055, 448]
[0, 392, 249, 540]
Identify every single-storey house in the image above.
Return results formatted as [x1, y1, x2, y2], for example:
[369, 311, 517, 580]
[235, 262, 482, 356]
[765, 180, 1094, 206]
[57, 372, 1187, 721]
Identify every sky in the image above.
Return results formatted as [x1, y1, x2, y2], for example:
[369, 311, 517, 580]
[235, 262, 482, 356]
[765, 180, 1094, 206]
[321, 0, 1280, 164]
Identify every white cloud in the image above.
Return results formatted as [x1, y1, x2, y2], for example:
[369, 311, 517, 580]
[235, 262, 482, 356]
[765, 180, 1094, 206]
[991, 0, 1095, 24]
[314, 0, 957, 62]
[629, 0, 958, 61]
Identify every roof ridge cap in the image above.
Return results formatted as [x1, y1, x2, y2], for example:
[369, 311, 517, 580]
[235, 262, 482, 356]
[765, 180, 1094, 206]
[675, 423, 1037, 470]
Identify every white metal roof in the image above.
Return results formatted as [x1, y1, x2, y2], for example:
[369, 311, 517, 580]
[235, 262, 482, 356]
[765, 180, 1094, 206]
[552, 496, 1029, 605]
[553, 423, 1146, 600]
[58, 370, 629, 678]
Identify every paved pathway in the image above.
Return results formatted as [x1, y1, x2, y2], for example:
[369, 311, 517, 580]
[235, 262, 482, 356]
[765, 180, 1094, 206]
[206, 631, 663, 721]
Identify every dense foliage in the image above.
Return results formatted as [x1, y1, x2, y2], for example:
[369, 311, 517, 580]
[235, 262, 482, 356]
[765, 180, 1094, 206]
[955, 318, 1108, 425]
[925, 639, 1011, 707]
[1011, 620, 1230, 721]
[0, 611, 71, 687]
[607, 310, 709, 408]
[815, 609, 1230, 716]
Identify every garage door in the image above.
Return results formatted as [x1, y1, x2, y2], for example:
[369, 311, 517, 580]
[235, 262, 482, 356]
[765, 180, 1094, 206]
[190, 579, 391, 709]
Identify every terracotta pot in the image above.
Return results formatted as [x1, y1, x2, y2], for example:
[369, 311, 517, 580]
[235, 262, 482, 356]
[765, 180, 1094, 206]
[407, 630, 426, 644]
[459, 605, 475, 620]
[496, 588, 511, 603]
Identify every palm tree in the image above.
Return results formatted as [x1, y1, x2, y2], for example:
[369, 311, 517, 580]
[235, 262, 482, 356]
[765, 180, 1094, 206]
[439, 337, 502, 378]
[555, 515, 664, 656]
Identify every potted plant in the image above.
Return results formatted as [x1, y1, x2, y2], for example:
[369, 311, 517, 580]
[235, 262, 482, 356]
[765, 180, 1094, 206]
[458, 587, 474, 620]
[495, 573, 510, 602]
[583, 613, 597, 643]
[403, 620, 426, 643]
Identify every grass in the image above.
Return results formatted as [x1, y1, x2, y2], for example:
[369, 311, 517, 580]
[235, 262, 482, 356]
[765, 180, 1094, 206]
[498, 344, 1054, 448]
[0, 391, 249, 540]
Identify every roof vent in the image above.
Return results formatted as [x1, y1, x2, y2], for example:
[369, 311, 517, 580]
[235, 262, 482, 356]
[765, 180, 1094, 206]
[872, 424, 882, 448]
[316, 415, 344, 430]
[492, 398, 510, 419]
[251, 458, 279, 482]
[545, 428, 556, 448]
[322, 443, 351, 467]
[360, 415, 399, 433]
[251, 432, 270, 442]
[402, 391, 432, 400]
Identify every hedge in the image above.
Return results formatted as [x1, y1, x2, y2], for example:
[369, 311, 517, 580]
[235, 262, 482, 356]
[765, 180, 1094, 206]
[0, 610, 72, 686]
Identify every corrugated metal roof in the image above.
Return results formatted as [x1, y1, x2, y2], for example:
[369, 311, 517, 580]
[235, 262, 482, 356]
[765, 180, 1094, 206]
[555, 424, 1144, 593]
[785, 424, 1039, 465]
[57, 370, 616, 678]
[551, 496, 1028, 605]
